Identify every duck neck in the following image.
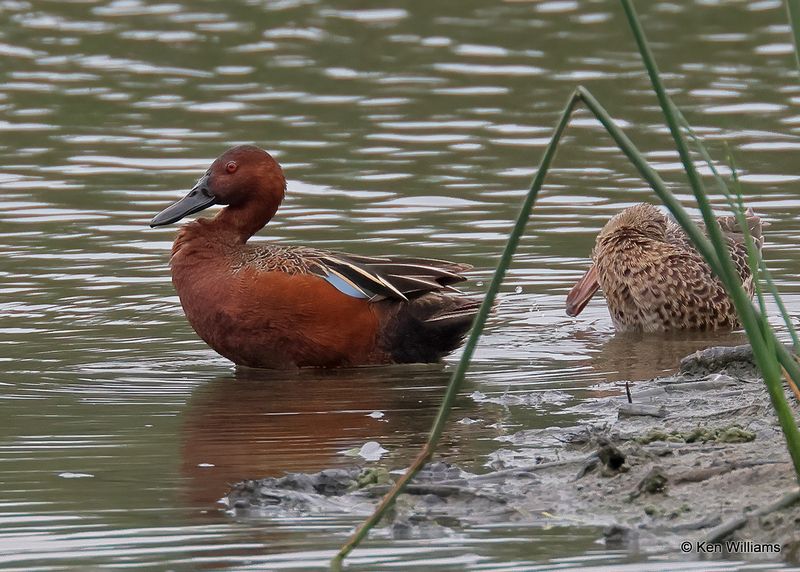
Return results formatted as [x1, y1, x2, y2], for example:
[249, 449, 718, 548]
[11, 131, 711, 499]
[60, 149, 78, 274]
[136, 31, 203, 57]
[211, 199, 279, 243]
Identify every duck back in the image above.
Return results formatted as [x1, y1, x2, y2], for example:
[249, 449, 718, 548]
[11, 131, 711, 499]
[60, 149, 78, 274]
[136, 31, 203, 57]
[591, 204, 763, 332]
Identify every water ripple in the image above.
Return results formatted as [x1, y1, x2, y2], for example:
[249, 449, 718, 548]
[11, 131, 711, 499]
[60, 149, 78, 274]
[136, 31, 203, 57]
[1, 0, 799, 569]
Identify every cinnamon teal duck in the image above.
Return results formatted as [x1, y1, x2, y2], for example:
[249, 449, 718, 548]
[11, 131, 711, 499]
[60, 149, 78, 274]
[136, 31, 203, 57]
[150, 145, 480, 369]
[565, 203, 763, 332]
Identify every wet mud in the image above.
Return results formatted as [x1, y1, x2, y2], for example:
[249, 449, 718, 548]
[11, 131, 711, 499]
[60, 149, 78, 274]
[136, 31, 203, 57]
[226, 345, 800, 563]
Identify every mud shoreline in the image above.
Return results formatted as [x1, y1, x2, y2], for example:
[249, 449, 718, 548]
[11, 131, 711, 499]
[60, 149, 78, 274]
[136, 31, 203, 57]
[226, 345, 800, 564]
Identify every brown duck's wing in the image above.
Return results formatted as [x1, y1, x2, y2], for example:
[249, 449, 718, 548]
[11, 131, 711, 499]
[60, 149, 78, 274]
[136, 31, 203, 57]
[241, 243, 471, 301]
[716, 208, 765, 252]
[664, 210, 762, 299]
[343, 253, 472, 278]
[309, 251, 471, 301]
[624, 251, 737, 330]
[665, 210, 764, 252]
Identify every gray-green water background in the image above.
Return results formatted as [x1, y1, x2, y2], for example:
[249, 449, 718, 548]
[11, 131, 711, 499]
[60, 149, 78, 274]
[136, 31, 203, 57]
[1, 0, 799, 569]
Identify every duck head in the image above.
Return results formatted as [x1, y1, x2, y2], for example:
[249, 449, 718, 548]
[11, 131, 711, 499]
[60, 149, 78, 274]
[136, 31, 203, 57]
[150, 145, 287, 231]
[565, 203, 666, 317]
[596, 203, 667, 246]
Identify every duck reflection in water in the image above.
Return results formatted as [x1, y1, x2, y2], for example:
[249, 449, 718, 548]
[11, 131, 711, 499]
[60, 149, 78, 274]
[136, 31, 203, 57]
[572, 327, 747, 384]
[180, 365, 497, 506]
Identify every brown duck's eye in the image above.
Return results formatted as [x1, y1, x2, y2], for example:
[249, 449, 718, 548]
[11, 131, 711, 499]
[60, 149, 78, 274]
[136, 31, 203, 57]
[226, 161, 237, 173]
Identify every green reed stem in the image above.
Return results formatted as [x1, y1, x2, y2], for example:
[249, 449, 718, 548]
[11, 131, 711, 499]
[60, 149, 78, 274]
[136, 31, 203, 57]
[335, 9, 800, 563]
[680, 115, 800, 352]
[577, 89, 719, 274]
[786, 0, 800, 69]
[621, 0, 800, 479]
[335, 86, 800, 570]
[731, 179, 769, 326]
[682, 125, 761, 295]
[331, 90, 581, 570]
[582, 87, 800, 396]
[728, 170, 782, 367]
[759, 260, 800, 353]
[725, 156, 769, 323]
[680, 132, 770, 330]
[677, 112, 800, 360]
[620, 0, 738, 287]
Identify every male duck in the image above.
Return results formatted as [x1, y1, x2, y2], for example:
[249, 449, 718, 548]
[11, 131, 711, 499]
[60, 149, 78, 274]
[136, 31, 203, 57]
[150, 145, 479, 369]
[565, 203, 763, 332]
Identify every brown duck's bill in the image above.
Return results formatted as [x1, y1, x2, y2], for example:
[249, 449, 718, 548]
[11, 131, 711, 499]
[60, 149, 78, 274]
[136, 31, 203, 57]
[566, 264, 600, 317]
[150, 174, 216, 227]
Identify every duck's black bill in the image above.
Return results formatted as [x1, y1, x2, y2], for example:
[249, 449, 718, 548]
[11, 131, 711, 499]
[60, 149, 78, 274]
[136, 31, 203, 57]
[150, 175, 216, 227]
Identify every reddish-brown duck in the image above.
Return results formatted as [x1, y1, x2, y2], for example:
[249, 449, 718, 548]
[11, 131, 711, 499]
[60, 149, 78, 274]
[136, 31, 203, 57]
[150, 145, 479, 368]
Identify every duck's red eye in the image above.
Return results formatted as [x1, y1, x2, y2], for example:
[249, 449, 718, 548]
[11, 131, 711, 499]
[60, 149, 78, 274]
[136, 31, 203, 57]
[225, 161, 237, 173]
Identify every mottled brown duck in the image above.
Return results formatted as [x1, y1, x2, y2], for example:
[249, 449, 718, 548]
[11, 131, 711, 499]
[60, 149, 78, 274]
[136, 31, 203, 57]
[565, 203, 763, 332]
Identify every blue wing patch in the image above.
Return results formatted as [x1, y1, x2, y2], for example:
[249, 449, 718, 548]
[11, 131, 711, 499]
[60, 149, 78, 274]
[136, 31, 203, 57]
[323, 273, 368, 299]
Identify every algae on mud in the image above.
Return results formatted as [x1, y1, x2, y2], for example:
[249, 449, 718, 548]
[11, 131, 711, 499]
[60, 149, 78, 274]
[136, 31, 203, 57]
[333, 0, 800, 561]
[228, 345, 800, 564]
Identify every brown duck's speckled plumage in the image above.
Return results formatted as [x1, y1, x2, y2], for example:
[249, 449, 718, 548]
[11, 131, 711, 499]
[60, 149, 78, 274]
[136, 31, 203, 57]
[566, 203, 764, 332]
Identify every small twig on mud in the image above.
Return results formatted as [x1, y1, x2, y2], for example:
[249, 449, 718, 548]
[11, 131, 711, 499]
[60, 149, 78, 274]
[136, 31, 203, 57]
[618, 403, 666, 418]
[449, 455, 598, 485]
[674, 460, 788, 484]
[669, 515, 723, 532]
[626, 382, 633, 404]
[705, 488, 800, 544]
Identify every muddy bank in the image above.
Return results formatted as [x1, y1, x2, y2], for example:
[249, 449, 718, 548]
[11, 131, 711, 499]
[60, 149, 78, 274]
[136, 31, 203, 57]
[225, 345, 800, 563]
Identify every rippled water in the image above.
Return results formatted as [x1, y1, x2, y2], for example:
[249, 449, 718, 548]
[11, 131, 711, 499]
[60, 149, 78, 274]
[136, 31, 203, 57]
[2, 0, 799, 569]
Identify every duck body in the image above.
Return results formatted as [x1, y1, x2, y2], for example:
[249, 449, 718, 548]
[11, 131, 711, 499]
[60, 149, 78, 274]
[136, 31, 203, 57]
[566, 203, 762, 332]
[152, 145, 479, 369]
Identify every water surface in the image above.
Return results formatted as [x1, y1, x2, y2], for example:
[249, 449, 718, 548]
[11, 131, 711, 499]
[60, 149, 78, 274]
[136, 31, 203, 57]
[1, 0, 799, 569]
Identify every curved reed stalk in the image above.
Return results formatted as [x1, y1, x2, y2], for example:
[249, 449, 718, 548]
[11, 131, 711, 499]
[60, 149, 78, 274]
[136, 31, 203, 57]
[333, 3, 800, 567]
[620, 0, 800, 478]
[330, 89, 582, 571]
[786, 0, 800, 68]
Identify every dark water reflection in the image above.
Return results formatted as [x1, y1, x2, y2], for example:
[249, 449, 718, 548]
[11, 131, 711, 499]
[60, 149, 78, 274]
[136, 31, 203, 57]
[1, 0, 799, 568]
[181, 366, 501, 506]
[582, 329, 749, 382]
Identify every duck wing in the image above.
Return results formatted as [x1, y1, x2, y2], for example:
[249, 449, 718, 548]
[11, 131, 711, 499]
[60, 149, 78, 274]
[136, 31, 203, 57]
[716, 208, 764, 252]
[310, 252, 471, 301]
[625, 249, 738, 330]
[241, 243, 472, 301]
[664, 209, 763, 299]
[716, 209, 764, 298]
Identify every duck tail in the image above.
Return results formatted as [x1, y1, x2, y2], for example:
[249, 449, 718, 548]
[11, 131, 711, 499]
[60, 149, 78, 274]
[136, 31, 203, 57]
[377, 294, 483, 363]
[717, 207, 765, 253]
